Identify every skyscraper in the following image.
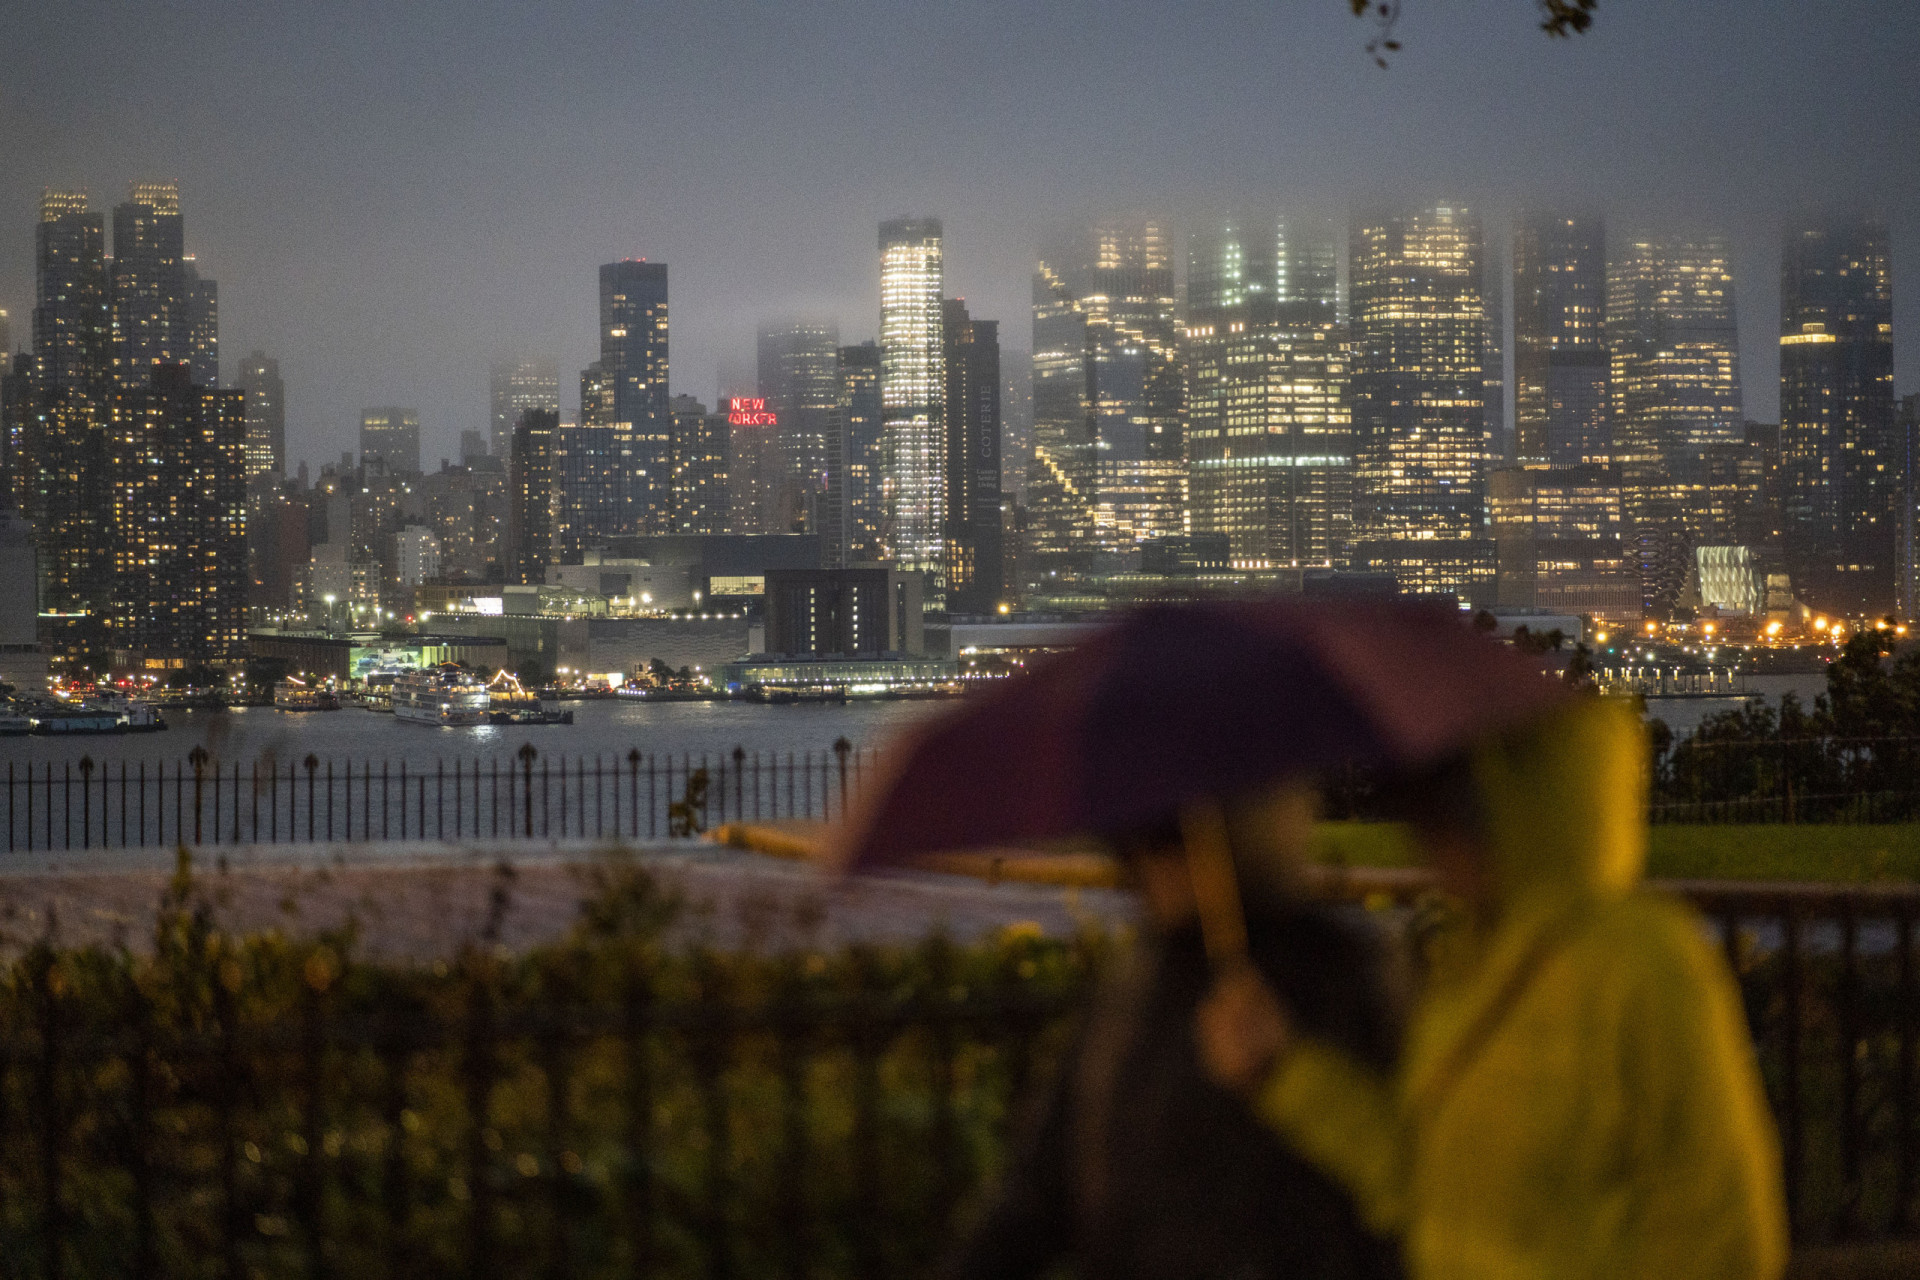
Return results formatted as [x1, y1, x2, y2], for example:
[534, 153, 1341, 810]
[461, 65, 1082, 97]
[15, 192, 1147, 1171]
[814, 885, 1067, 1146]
[727, 394, 783, 536]
[668, 394, 730, 534]
[758, 319, 839, 535]
[1032, 218, 1184, 568]
[556, 362, 637, 557]
[943, 299, 1003, 612]
[32, 189, 110, 396]
[508, 407, 558, 584]
[107, 363, 246, 669]
[0, 309, 11, 358]
[833, 341, 885, 564]
[1513, 213, 1608, 467]
[599, 261, 670, 530]
[1609, 231, 1744, 613]
[489, 356, 560, 457]
[28, 190, 112, 612]
[179, 257, 218, 386]
[359, 407, 421, 474]
[1186, 217, 1350, 570]
[1349, 204, 1493, 599]
[238, 351, 285, 478]
[110, 182, 186, 390]
[1779, 215, 1895, 616]
[878, 218, 945, 591]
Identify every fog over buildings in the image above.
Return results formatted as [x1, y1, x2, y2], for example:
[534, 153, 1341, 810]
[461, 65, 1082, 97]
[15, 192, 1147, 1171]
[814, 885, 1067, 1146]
[0, 2, 1913, 475]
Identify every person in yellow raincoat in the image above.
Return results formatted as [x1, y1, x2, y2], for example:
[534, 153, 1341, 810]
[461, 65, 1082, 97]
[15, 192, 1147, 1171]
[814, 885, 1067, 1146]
[1197, 697, 1789, 1280]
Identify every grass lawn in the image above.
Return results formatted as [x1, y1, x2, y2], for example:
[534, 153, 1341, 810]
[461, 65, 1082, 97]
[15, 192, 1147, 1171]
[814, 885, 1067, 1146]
[1310, 822, 1920, 884]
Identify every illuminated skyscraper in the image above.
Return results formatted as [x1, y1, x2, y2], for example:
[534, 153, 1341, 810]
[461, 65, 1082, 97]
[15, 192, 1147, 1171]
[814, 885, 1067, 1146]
[0, 309, 11, 359]
[178, 257, 218, 386]
[1779, 215, 1895, 616]
[878, 218, 945, 589]
[107, 363, 246, 669]
[832, 341, 884, 564]
[110, 182, 186, 390]
[1186, 217, 1348, 569]
[489, 356, 560, 457]
[1513, 213, 1608, 467]
[943, 299, 1003, 611]
[758, 319, 839, 535]
[1608, 231, 1744, 612]
[359, 407, 421, 474]
[28, 189, 112, 612]
[556, 362, 638, 557]
[1349, 204, 1493, 599]
[508, 407, 559, 584]
[32, 189, 109, 396]
[238, 351, 284, 478]
[1032, 218, 1183, 568]
[668, 394, 729, 534]
[600, 260, 671, 530]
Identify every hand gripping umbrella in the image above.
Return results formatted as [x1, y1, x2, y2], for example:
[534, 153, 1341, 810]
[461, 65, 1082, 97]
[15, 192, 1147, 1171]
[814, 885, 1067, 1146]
[834, 600, 1574, 968]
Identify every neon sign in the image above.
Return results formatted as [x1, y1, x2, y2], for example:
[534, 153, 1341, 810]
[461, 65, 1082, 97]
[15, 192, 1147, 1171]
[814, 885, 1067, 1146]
[728, 397, 778, 427]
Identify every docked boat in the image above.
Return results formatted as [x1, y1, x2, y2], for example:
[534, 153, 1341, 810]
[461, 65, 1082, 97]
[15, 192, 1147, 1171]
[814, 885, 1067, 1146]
[393, 665, 491, 726]
[0, 711, 29, 736]
[274, 678, 340, 711]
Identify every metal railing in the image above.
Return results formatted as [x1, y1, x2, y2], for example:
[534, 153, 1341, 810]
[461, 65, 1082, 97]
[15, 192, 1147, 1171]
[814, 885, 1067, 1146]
[1, 743, 881, 853]
[1651, 735, 1920, 824]
[1334, 870, 1920, 1243]
[0, 924, 1084, 1280]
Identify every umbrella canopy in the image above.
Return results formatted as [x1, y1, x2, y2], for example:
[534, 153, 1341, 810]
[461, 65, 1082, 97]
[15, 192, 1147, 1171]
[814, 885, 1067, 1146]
[837, 600, 1574, 871]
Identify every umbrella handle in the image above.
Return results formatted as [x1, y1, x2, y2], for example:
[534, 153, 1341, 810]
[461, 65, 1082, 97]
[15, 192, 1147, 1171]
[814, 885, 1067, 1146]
[1180, 800, 1250, 972]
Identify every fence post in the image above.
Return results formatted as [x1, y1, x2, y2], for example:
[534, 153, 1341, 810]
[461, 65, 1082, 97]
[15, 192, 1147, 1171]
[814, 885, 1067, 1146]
[733, 746, 745, 824]
[190, 746, 209, 846]
[305, 754, 320, 843]
[78, 757, 93, 851]
[519, 744, 538, 839]
[628, 749, 641, 840]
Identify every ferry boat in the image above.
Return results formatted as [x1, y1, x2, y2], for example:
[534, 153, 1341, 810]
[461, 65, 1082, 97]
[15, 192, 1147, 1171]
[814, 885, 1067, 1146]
[273, 678, 340, 711]
[393, 665, 491, 726]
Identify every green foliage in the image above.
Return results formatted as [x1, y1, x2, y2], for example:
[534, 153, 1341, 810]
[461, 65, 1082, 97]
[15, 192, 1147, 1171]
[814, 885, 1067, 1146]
[0, 852, 1098, 1277]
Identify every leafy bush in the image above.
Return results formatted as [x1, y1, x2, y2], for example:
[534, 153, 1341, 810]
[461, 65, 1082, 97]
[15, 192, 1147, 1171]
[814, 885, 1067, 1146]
[0, 852, 1100, 1278]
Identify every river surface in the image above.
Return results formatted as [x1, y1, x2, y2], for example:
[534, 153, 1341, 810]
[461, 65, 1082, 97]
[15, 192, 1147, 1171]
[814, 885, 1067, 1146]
[3, 669, 1837, 771]
[1, 697, 949, 770]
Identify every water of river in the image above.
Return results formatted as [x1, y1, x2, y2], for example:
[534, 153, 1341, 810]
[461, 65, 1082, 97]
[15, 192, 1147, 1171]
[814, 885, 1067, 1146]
[2, 669, 1837, 771]
[1, 697, 949, 770]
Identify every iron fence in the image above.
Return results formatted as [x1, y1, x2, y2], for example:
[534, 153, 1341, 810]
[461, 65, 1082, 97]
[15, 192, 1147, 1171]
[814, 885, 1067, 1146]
[1355, 871, 1920, 1243]
[0, 743, 881, 853]
[1651, 735, 1920, 824]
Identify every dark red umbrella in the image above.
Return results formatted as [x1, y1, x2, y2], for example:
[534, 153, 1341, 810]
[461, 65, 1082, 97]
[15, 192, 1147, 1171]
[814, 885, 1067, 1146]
[837, 599, 1574, 872]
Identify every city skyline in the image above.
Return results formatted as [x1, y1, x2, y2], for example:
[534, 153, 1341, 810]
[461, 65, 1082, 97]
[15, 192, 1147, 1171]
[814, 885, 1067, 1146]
[0, 3, 1914, 470]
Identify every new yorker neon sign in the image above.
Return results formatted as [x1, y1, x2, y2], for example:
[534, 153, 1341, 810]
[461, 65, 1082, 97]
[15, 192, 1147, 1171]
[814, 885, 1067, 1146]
[728, 397, 777, 427]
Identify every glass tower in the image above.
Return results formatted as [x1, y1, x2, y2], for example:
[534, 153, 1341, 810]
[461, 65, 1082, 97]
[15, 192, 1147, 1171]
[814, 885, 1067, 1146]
[489, 356, 560, 458]
[1608, 231, 1744, 613]
[943, 299, 1003, 612]
[1032, 217, 1183, 569]
[757, 319, 840, 536]
[557, 363, 638, 558]
[599, 261, 670, 531]
[833, 342, 885, 565]
[878, 218, 946, 589]
[1349, 204, 1493, 600]
[1513, 213, 1609, 468]
[1186, 216, 1350, 569]
[1779, 215, 1895, 616]
[238, 351, 284, 478]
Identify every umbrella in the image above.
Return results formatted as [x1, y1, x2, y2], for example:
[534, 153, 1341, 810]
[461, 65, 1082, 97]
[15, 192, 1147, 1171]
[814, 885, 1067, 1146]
[837, 599, 1573, 884]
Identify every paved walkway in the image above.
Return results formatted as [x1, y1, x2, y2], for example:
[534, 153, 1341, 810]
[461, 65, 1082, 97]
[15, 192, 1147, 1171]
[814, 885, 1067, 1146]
[0, 839, 1138, 959]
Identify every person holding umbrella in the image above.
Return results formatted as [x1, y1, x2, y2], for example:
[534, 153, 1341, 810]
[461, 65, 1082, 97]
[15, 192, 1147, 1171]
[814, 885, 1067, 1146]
[839, 601, 1588, 1279]
[1195, 697, 1789, 1280]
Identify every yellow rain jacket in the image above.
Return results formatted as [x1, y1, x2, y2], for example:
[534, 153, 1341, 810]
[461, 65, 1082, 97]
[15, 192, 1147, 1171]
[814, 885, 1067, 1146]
[1255, 700, 1788, 1280]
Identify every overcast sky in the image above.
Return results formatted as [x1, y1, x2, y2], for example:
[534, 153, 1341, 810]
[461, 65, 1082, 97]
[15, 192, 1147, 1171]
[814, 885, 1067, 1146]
[2, 1, 1915, 470]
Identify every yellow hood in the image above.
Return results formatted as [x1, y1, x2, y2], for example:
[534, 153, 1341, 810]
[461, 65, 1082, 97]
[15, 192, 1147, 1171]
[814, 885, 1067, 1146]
[1470, 696, 1648, 906]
